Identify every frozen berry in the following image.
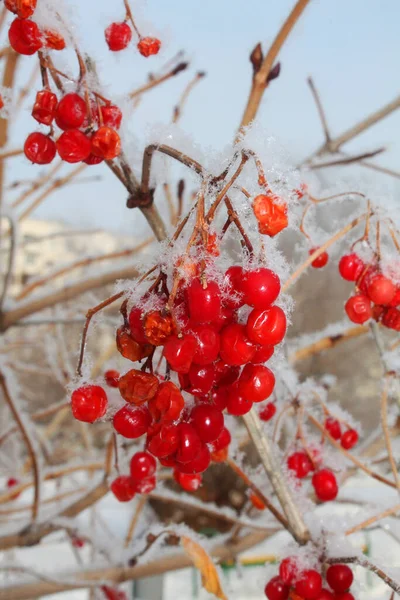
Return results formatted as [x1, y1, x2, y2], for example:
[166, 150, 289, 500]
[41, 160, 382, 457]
[101, 104, 123, 130]
[223, 266, 245, 309]
[259, 402, 276, 421]
[8, 18, 42, 55]
[220, 323, 256, 366]
[173, 470, 202, 492]
[71, 385, 107, 423]
[325, 417, 342, 440]
[32, 90, 58, 126]
[253, 194, 288, 237]
[287, 451, 314, 478]
[175, 422, 202, 464]
[345, 295, 372, 324]
[295, 570, 322, 599]
[105, 22, 132, 51]
[113, 405, 151, 439]
[110, 476, 136, 502]
[56, 130, 91, 163]
[24, 132, 56, 165]
[238, 364, 275, 402]
[279, 557, 298, 585]
[186, 279, 221, 324]
[148, 381, 184, 422]
[91, 126, 121, 160]
[326, 564, 353, 593]
[104, 370, 120, 388]
[241, 268, 280, 309]
[312, 469, 338, 502]
[339, 253, 364, 281]
[163, 334, 197, 373]
[190, 325, 220, 365]
[366, 274, 396, 305]
[130, 451, 156, 481]
[118, 369, 159, 405]
[226, 385, 253, 416]
[55, 93, 87, 131]
[341, 429, 358, 450]
[177, 443, 211, 474]
[5, 0, 37, 19]
[191, 404, 224, 443]
[310, 247, 329, 268]
[137, 36, 161, 57]
[246, 306, 287, 346]
[264, 576, 289, 600]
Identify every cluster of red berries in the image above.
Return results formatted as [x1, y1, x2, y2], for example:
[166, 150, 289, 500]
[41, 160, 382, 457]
[324, 417, 358, 450]
[265, 558, 355, 600]
[6, 1, 66, 55]
[105, 20, 161, 57]
[285, 448, 338, 503]
[338, 253, 400, 330]
[24, 91, 122, 165]
[71, 264, 287, 497]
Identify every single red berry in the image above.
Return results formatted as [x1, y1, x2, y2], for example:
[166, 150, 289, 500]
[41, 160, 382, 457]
[110, 476, 136, 502]
[24, 132, 56, 164]
[253, 194, 288, 237]
[163, 334, 197, 373]
[104, 370, 120, 388]
[340, 429, 358, 450]
[212, 305, 236, 331]
[259, 402, 276, 421]
[310, 247, 329, 268]
[279, 557, 298, 585]
[116, 327, 153, 362]
[264, 576, 289, 600]
[144, 310, 176, 345]
[287, 451, 314, 479]
[214, 360, 240, 386]
[367, 274, 396, 305]
[101, 104, 123, 130]
[190, 325, 220, 365]
[186, 279, 221, 324]
[315, 589, 335, 600]
[226, 384, 253, 416]
[173, 470, 202, 492]
[113, 405, 151, 439]
[220, 323, 256, 365]
[5, 0, 37, 19]
[210, 426, 231, 452]
[137, 36, 161, 57]
[382, 307, 400, 331]
[223, 266, 245, 309]
[32, 90, 58, 126]
[84, 153, 104, 165]
[118, 369, 159, 405]
[238, 364, 275, 403]
[241, 268, 281, 309]
[91, 126, 121, 160]
[71, 537, 85, 548]
[56, 130, 91, 163]
[325, 417, 342, 440]
[191, 404, 224, 443]
[345, 295, 372, 324]
[101, 585, 129, 600]
[71, 385, 107, 423]
[130, 451, 156, 481]
[210, 387, 229, 411]
[132, 475, 156, 494]
[246, 306, 287, 346]
[44, 29, 66, 51]
[105, 22, 132, 51]
[148, 381, 184, 422]
[177, 443, 210, 474]
[326, 564, 353, 593]
[55, 93, 87, 130]
[128, 307, 148, 344]
[188, 363, 215, 395]
[338, 253, 364, 281]
[175, 422, 202, 464]
[8, 18, 42, 55]
[295, 569, 323, 600]
[252, 345, 275, 363]
[312, 469, 338, 502]
[146, 423, 179, 458]
[358, 264, 379, 294]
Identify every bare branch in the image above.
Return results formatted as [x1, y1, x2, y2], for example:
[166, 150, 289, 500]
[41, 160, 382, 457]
[307, 76, 331, 143]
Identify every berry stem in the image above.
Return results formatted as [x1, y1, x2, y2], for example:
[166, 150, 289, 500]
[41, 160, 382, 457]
[123, 0, 142, 38]
[206, 152, 248, 223]
[124, 495, 147, 548]
[380, 375, 400, 492]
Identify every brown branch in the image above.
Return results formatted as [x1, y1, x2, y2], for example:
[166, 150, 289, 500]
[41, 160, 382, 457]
[345, 503, 400, 536]
[307, 76, 331, 143]
[326, 556, 400, 595]
[310, 147, 385, 169]
[0, 148, 24, 160]
[380, 377, 400, 490]
[0, 215, 15, 310]
[129, 62, 189, 99]
[289, 325, 369, 363]
[172, 71, 205, 123]
[11, 161, 63, 209]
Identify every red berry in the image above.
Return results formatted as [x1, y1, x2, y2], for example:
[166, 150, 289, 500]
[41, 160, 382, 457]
[279, 557, 298, 585]
[128, 307, 147, 344]
[91, 126, 121, 160]
[382, 307, 400, 331]
[6, 477, 21, 499]
[116, 327, 152, 362]
[44, 29, 65, 51]
[388, 287, 400, 307]
[101, 586, 129, 600]
[84, 153, 104, 166]
[177, 443, 210, 474]
[55, 93, 87, 130]
[118, 369, 159, 405]
[137, 36, 161, 57]
[173, 470, 202, 492]
[8, 18, 42, 55]
[345, 295, 372, 324]
[24, 132, 56, 165]
[339, 253, 364, 281]
[241, 268, 281, 309]
[252, 345, 275, 363]
[246, 306, 287, 346]
[105, 22, 132, 51]
[226, 385, 253, 415]
[175, 422, 202, 464]
[259, 402, 276, 421]
[71, 385, 107, 423]
[295, 569, 323, 600]
[148, 381, 184, 422]
[32, 90, 58, 126]
[366, 274, 396, 305]
[210, 426, 231, 452]
[130, 451, 156, 481]
[223, 266, 245, 309]
[340, 429, 358, 450]
[264, 576, 289, 600]
[214, 360, 240, 386]
[132, 475, 156, 494]
[310, 247, 329, 268]
[110, 476, 136, 502]
[144, 310, 176, 346]
[325, 417, 342, 440]
[191, 404, 224, 443]
[56, 130, 91, 163]
[253, 194, 288, 237]
[210, 387, 229, 411]
[101, 104, 123, 130]
[190, 325, 220, 365]
[163, 334, 197, 373]
[287, 451, 314, 479]
[188, 363, 215, 395]
[71, 536, 85, 548]
[312, 469, 338, 502]
[315, 590, 335, 600]
[238, 364, 275, 402]
[104, 369, 120, 388]
[358, 264, 378, 294]
[5, 0, 37, 19]
[220, 323, 256, 365]
[326, 564, 353, 593]
[147, 423, 179, 458]
[113, 405, 151, 439]
[186, 279, 221, 324]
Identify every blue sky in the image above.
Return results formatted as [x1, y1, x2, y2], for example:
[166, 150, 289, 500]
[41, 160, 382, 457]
[5, 0, 400, 233]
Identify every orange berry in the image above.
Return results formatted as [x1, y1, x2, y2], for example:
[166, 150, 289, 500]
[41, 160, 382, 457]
[252, 194, 288, 237]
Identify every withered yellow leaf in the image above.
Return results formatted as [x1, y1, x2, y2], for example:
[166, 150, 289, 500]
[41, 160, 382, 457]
[182, 536, 228, 600]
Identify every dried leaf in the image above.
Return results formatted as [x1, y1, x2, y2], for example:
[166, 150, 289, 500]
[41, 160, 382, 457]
[182, 536, 227, 600]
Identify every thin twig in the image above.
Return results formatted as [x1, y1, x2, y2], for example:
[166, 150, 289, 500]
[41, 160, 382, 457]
[326, 556, 400, 595]
[0, 215, 16, 310]
[310, 147, 385, 169]
[345, 503, 400, 536]
[307, 76, 331, 143]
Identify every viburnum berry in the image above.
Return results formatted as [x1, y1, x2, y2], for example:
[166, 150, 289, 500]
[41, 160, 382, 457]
[264, 576, 289, 600]
[188, 363, 215, 395]
[113, 405, 151, 438]
[55, 93, 87, 130]
[5, 0, 37, 19]
[56, 130, 92, 163]
[279, 557, 298, 585]
[310, 247, 329, 268]
[104, 370, 120, 387]
[118, 369, 159, 405]
[148, 381, 184, 421]
[84, 153, 104, 166]
[287, 451, 314, 479]
[147, 423, 179, 458]
[110, 476, 136, 502]
[105, 22, 132, 51]
[358, 264, 379, 295]
[132, 475, 156, 494]
[338, 253, 364, 281]
[223, 266, 245, 309]
[24, 132, 56, 165]
[101, 104, 123, 130]
[91, 126, 121, 160]
[71, 385, 108, 423]
[324, 417, 342, 440]
[241, 268, 281, 309]
[344, 295, 372, 324]
[116, 326, 153, 362]
[238, 364, 275, 402]
[220, 323, 256, 366]
[210, 426, 231, 452]
[246, 306, 287, 346]
[259, 402, 276, 421]
[226, 385, 253, 415]
[163, 334, 197, 373]
[44, 29, 66, 51]
[326, 564, 353, 593]
[253, 194, 288, 237]
[382, 307, 400, 331]
[137, 36, 161, 57]
[210, 387, 229, 411]
[186, 279, 221, 324]
[144, 310, 176, 345]
[191, 404, 224, 443]
[173, 470, 202, 492]
[8, 18, 42, 55]
[175, 422, 202, 464]
[214, 360, 240, 386]
[130, 451, 156, 481]
[341, 429, 358, 450]
[252, 345, 275, 363]
[366, 273, 396, 305]
[177, 443, 210, 474]
[190, 325, 220, 365]
[295, 570, 323, 600]
[315, 590, 335, 600]
[101, 585, 128, 600]
[312, 469, 338, 502]
[32, 90, 58, 126]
